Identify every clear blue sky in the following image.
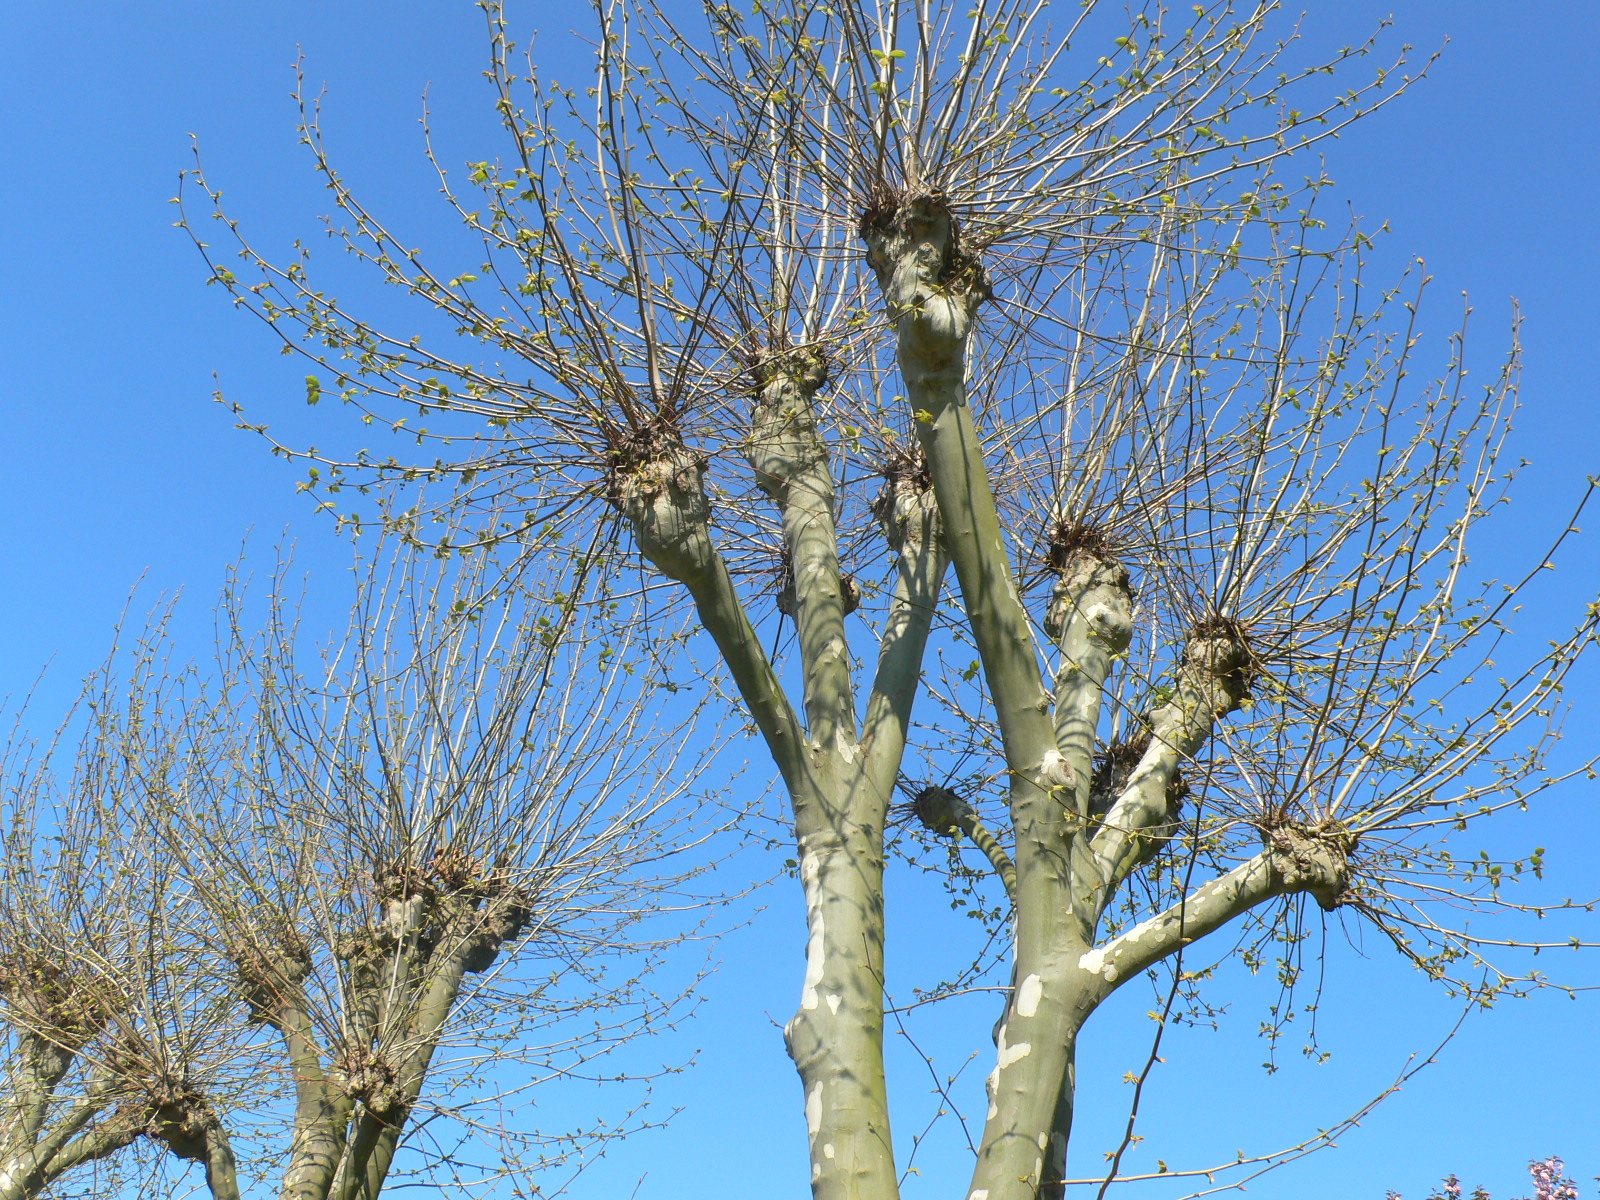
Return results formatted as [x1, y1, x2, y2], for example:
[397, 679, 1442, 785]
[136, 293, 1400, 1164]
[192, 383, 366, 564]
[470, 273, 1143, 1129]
[1, 3, 1597, 1198]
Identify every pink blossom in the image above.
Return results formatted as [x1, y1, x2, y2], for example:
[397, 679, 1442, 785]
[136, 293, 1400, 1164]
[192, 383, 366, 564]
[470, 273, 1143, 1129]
[1517, 1157, 1581, 1200]
[1387, 1157, 1583, 1200]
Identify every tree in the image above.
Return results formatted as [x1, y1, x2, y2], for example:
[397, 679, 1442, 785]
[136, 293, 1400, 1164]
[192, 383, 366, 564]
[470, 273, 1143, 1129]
[0, 533, 720, 1199]
[0, 611, 236, 1200]
[1388, 1157, 1587, 1200]
[181, 1, 1599, 1196]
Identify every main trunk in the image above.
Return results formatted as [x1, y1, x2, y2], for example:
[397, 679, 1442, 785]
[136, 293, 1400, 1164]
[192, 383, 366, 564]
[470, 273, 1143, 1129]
[969, 966, 1098, 1199]
[784, 772, 897, 1200]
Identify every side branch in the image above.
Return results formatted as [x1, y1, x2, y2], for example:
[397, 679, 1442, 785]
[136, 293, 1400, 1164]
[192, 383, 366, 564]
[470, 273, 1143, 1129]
[860, 471, 948, 803]
[1049, 550, 1135, 938]
[910, 785, 1017, 902]
[0, 1083, 127, 1200]
[748, 350, 857, 752]
[21, 1120, 140, 1195]
[1049, 552, 1134, 803]
[1083, 824, 1355, 988]
[610, 444, 807, 787]
[1091, 629, 1251, 891]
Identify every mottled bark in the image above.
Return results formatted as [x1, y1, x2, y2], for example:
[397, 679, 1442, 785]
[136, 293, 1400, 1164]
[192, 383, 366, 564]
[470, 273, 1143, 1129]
[855, 193, 1361, 1199]
[789, 480, 949, 1200]
[784, 770, 897, 1199]
[751, 352, 902, 1200]
[611, 350, 955, 1199]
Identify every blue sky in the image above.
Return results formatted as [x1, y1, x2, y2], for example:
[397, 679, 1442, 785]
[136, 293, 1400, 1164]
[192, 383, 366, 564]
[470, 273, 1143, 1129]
[2, 3, 1597, 1198]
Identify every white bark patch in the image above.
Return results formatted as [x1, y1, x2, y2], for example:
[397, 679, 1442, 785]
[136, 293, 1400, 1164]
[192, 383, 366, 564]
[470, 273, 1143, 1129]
[986, 1067, 1000, 1120]
[970, 1192, 990, 1200]
[826, 993, 841, 1015]
[801, 920, 826, 1009]
[800, 851, 826, 1011]
[1039, 747, 1072, 786]
[823, 1144, 835, 1159]
[806, 1082, 823, 1136]
[999, 1039, 1032, 1068]
[1078, 945, 1119, 982]
[997, 1028, 1032, 1069]
[1016, 973, 1044, 1018]
[1037, 1132, 1049, 1150]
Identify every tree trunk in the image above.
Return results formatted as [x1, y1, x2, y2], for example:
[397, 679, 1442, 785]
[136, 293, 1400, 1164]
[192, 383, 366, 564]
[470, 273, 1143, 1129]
[783, 771, 898, 1200]
[969, 969, 1097, 1199]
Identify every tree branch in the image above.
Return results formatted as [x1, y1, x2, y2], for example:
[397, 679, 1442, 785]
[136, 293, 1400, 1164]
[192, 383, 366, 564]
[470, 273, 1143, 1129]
[19, 1114, 139, 1195]
[1091, 629, 1250, 892]
[860, 473, 948, 802]
[1049, 552, 1136, 937]
[610, 445, 808, 788]
[910, 785, 1017, 901]
[200, 1121, 243, 1200]
[1082, 825, 1355, 989]
[864, 199, 1057, 782]
[0, 1084, 119, 1200]
[1, 1037, 75, 1165]
[1049, 553, 1134, 807]
[275, 991, 350, 1200]
[748, 350, 858, 754]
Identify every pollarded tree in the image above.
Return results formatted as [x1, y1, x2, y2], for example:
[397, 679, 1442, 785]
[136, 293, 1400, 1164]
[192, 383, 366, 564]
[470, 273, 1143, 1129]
[0, 532, 722, 1200]
[182, 2, 1599, 1197]
[0, 615, 244, 1200]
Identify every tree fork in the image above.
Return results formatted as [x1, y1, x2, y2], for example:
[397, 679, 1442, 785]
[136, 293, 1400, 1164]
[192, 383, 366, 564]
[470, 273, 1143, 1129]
[863, 194, 1105, 1200]
[613, 429, 905, 1197]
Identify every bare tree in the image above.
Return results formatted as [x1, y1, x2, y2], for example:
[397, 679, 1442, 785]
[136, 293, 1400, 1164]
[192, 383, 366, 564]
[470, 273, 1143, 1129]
[0, 533, 722, 1199]
[0, 615, 242, 1200]
[181, 1, 1599, 1197]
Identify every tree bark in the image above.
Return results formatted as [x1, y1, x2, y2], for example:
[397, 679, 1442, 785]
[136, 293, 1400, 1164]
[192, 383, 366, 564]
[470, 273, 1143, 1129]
[784, 769, 898, 1200]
